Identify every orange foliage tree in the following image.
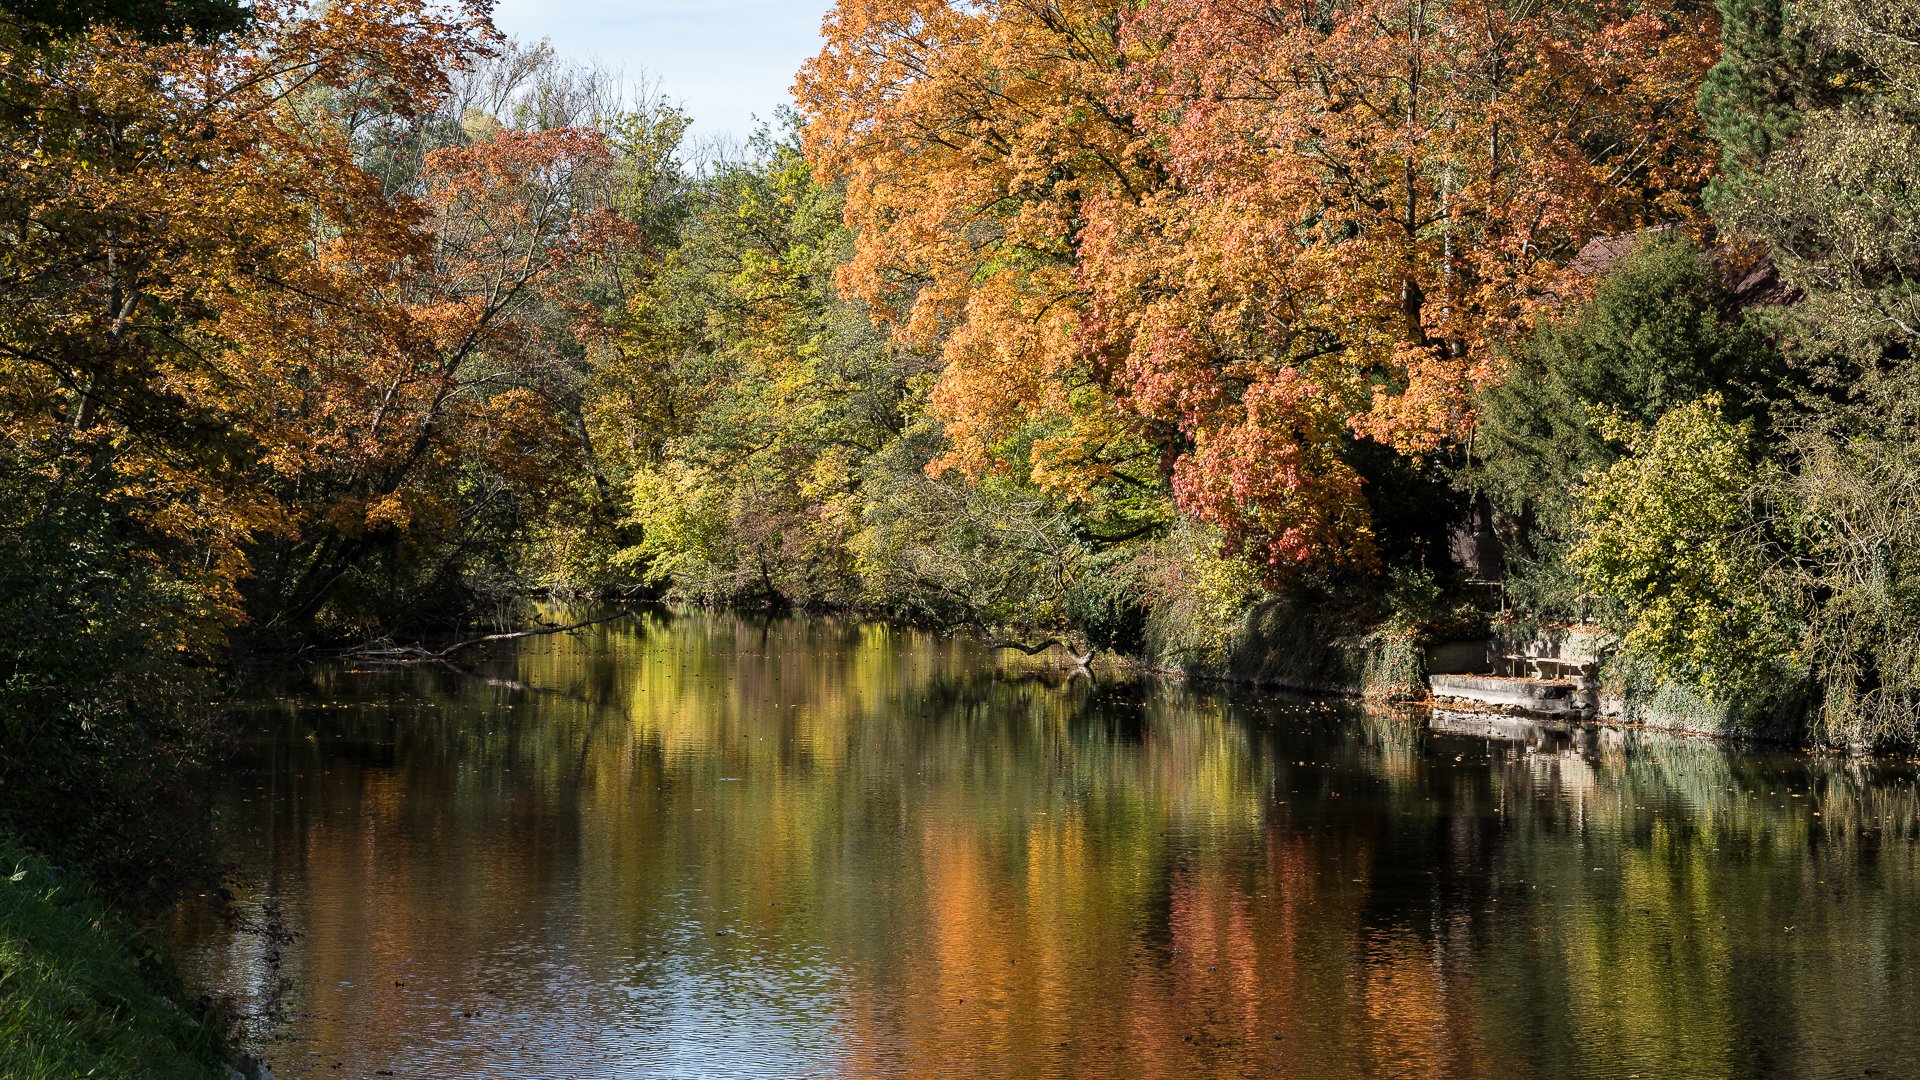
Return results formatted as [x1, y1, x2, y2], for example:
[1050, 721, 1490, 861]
[0, 0, 494, 623]
[797, 0, 1164, 500]
[0, 0, 512, 882]
[256, 124, 640, 626]
[0, 1, 646, 630]
[799, 0, 1718, 576]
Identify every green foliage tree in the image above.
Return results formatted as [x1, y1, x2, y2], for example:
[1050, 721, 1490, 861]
[1477, 236, 1772, 535]
[1697, 0, 1848, 206]
[1697, 0, 1920, 744]
[602, 120, 913, 606]
[1706, 0, 1920, 360]
[1570, 396, 1799, 702]
[1770, 381, 1920, 746]
[0, 0, 246, 40]
[1472, 237, 1777, 620]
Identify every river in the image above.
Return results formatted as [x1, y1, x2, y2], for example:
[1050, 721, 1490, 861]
[172, 608, 1920, 1078]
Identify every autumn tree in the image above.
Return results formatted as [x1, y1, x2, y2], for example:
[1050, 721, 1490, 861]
[800, 0, 1720, 580]
[246, 121, 652, 632]
[797, 0, 1171, 542]
[337, 41, 697, 601]
[0, 0, 499, 880]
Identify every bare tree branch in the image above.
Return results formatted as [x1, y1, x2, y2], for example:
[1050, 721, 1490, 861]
[337, 610, 634, 663]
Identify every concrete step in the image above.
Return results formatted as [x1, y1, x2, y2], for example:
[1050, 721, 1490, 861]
[1430, 674, 1598, 718]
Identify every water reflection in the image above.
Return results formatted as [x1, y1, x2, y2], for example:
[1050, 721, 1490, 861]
[175, 609, 1920, 1077]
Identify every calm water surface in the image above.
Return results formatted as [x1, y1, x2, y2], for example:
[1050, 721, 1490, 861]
[174, 609, 1920, 1078]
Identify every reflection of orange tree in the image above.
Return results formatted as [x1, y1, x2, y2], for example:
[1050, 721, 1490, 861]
[1356, 926, 1492, 1079]
[1133, 847, 1347, 1077]
[830, 707, 1388, 1075]
[301, 614, 1385, 1073]
[524, 612, 1339, 1071]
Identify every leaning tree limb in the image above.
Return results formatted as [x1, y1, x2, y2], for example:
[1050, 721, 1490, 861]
[986, 638, 1096, 669]
[337, 610, 635, 664]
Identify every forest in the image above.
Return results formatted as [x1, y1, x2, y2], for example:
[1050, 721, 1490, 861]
[3, 0, 1920, 911]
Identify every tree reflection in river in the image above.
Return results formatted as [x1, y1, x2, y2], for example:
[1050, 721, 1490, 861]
[173, 609, 1920, 1078]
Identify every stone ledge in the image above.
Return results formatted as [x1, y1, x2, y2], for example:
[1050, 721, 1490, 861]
[1430, 674, 1598, 718]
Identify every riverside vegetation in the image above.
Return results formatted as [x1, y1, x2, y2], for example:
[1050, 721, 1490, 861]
[3, 0, 1920, 1069]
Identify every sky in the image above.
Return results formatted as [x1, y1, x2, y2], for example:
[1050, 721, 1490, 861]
[490, 1, 837, 148]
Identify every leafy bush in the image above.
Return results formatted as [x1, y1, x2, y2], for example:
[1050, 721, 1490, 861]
[0, 471, 221, 898]
[1569, 396, 1801, 703]
[1064, 556, 1151, 657]
[1771, 391, 1920, 746]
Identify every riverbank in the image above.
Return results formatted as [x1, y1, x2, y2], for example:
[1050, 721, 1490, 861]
[627, 597, 1840, 753]
[1133, 599, 1838, 751]
[0, 836, 233, 1078]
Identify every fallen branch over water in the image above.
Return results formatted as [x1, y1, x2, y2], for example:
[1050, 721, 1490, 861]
[987, 639, 1095, 668]
[337, 611, 634, 664]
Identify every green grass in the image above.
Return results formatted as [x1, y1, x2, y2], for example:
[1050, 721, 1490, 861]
[0, 838, 227, 1079]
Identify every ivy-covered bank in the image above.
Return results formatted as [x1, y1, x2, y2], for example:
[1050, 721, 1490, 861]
[0, 838, 232, 1079]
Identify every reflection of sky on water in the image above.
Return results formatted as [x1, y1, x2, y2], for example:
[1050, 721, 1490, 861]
[172, 609, 1920, 1079]
[197, 871, 855, 1076]
[615, 948, 848, 1078]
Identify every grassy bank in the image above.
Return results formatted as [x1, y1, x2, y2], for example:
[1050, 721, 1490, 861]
[0, 837, 228, 1079]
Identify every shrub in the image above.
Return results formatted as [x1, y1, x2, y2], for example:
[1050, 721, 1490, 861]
[1569, 396, 1801, 703]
